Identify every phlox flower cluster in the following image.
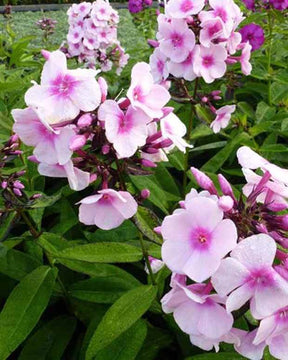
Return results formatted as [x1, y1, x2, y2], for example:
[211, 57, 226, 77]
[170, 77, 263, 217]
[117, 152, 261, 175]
[12, 50, 190, 231]
[158, 146, 288, 359]
[128, 0, 153, 14]
[149, 0, 253, 85]
[65, 0, 129, 74]
[243, 0, 288, 11]
[36, 17, 57, 37]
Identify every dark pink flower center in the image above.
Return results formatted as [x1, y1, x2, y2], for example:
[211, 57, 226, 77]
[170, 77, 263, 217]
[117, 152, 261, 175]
[133, 86, 144, 101]
[202, 55, 214, 68]
[50, 74, 76, 98]
[214, 7, 228, 23]
[247, 267, 275, 288]
[157, 60, 164, 73]
[276, 307, 288, 324]
[118, 114, 133, 134]
[208, 23, 222, 37]
[180, 0, 193, 12]
[171, 33, 184, 48]
[190, 227, 212, 250]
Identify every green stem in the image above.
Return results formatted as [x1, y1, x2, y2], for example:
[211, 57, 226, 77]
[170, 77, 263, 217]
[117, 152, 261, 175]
[139, 232, 156, 286]
[267, 10, 274, 106]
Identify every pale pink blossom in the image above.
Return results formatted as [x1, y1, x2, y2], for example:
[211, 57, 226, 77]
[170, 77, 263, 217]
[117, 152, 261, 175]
[38, 160, 90, 191]
[212, 234, 288, 319]
[158, 18, 196, 63]
[199, 17, 227, 48]
[233, 329, 266, 360]
[78, 189, 138, 230]
[160, 112, 192, 152]
[210, 104, 236, 133]
[166, 0, 205, 18]
[91, 0, 112, 22]
[254, 306, 288, 360]
[167, 49, 197, 81]
[149, 48, 169, 83]
[227, 31, 242, 55]
[67, 26, 84, 44]
[161, 196, 237, 282]
[25, 50, 101, 126]
[239, 42, 252, 76]
[161, 278, 235, 350]
[67, 2, 92, 23]
[98, 100, 150, 158]
[12, 107, 74, 165]
[127, 62, 170, 118]
[193, 44, 227, 83]
[83, 34, 100, 50]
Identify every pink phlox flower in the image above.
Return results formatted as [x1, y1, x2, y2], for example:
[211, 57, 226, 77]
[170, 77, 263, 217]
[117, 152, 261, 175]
[91, 0, 112, 21]
[161, 277, 235, 351]
[67, 26, 84, 44]
[199, 17, 227, 48]
[78, 189, 138, 230]
[149, 48, 169, 83]
[160, 112, 192, 152]
[157, 18, 196, 63]
[38, 160, 90, 191]
[67, 2, 92, 22]
[12, 107, 74, 166]
[193, 44, 227, 83]
[210, 104, 236, 133]
[167, 49, 197, 81]
[161, 196, 237, 282]
[165, 0, 205, 18]
[226, 31, 242, 55]
[233, 329, 266, 360]
[98, 100, 150, 158]
[212, 234, 288, 319]
[253, 306, 288, 360]
[238, 42, 252, 75]
[127, 62, 170, 118]
[25, 50, 101, 126]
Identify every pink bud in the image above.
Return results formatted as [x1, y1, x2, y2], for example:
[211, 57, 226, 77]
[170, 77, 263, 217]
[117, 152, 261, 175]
[147, 39, 159, 48]
[179, 200, 186, 209]
[211, 90, 221, 96]
[267, 202, 288, 212]
[31, 193, 42, 199]
[69, 135, 87, 151]
[161, 107, 174, 118]
[186, 16, 194, 25]
[13, 180, 25, 189]
[141, 189, 150, 199]
[218, 174, 235, 200]
[158, 139, 173, 148]
[15, 170, 26, 177]
[275, 265, 288, 281]
[213, 96, 222, 100]
[141, 159, 157, 168]
[191, 167, 218, 195]
[98, 77, 108, 103]
[13, 188, 22, 197]
[201, 96, 208, 103]
[1, 181, 8, 189]
[41, 49, 50, 60]
[218, 196, 234, 212]
[10, 134, 19, 143]
[146, 131, 162, 144]
[28, 155, 39, 163]
[144, 147, 159, 154]
[154, 226, 162, 235]
[101, 144, 110, 155]
[77, 114, 93, 128]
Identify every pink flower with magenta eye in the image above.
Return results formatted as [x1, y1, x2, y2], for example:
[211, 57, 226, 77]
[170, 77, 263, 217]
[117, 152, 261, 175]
[161, 196, 237, 282]
[157, 18, 196, 63]
[166, 0, 205, 18]
[25, 50, 101, 126]
[199, 17, 227, 48]
[98, 100, 150, 158]
[239, 42, 252, 76]
[212, 234, 288, 319]
[210, 105, 236, 133]
[78, 189, 138, 230]
[127, 62, 170, 118]
[193, 44, 227, 83]
[149, 48, 169, 83]
[167, 49, 197, 81]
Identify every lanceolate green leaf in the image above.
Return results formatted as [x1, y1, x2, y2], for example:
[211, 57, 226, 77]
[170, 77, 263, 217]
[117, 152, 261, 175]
[85, 285, 157, 360]
[56, 243, 143, 263]
[18, 316, 77, 360]
[0, 266, 57, 359]
[185, 353, 246, 360]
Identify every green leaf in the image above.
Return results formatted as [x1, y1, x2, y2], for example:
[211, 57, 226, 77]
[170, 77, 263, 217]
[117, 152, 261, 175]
[133, 206, 162, 244]
[0, 266, 57, 359]
[0, 211, 18, 241]
[255, 101, 276, 123]
[85, 285, 157, 359]
[57, 243, 143, 263]
[29, 192, 62, 209]
[18, 316, 77, 360]
[95, 320, 147, 360]
[0, 249, 41, 281]
[38, 232, 73, 256]
[260, 144, 288, 153]
[185, 353, 246, 359]
[69, 275, 140, 304]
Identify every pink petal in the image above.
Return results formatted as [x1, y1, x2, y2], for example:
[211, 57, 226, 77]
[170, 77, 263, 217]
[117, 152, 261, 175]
[237, 146, 267, 169]
[209, 219, 237, 258]
[226, 282, 254, 313]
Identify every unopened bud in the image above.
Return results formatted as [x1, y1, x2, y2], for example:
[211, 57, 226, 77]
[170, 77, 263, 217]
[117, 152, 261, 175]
[147, 39, 159, 48]
[202, 96, 208, 103]
[154, 226, 162, 235]
[13, 188, 22, 197]
[41, 49, 50, 60]
[191, 167, 218, 195]
[218, 196, 234, 212]
[31, 193, 42, 199]
[141, 189, 150, 199]
[13, 180, 25, 189]
[101, 144, 110, 155]
[90, 174, 97, 183]
[28, 155, 39, 163]
[1, 181, 8, 189]
[77, 114, 93, 128]
[141, 159, 157, 168]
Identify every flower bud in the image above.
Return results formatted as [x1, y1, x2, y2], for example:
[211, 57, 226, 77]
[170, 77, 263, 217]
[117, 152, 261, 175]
[154, 226, 162, 235]
[141, 159, 157, 168]
[218, 196, 234, 212]
[77, 114, 93, 128]
[141, 189, 150, 199]
[191, 167, 218, 195]
[218, 174, 235, 200]
[101, 144, 110, 155]
[13, 188, 22, 197]
[13, 180, 25, 189]
[41, 49, 50, 60]
[147, 39, 159, 48]
[1, 181, 8, 189]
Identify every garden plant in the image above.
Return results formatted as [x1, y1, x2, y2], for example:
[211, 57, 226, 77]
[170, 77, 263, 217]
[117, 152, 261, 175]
[0, 0, 288, 359]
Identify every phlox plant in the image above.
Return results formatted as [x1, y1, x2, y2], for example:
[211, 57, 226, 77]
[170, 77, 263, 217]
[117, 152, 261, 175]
[0, 0, 288, 359]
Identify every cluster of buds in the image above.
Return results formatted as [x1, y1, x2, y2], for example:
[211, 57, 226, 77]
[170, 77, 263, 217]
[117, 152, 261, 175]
[157, 146, 288, 360]
[0, 135, 25, 198]
[65, 0, 129, 74]
[36, 17, 57, 38]
[243, 0, 288, 11]
[128, 0, 153, 14]
[12, 50, 190, 230]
